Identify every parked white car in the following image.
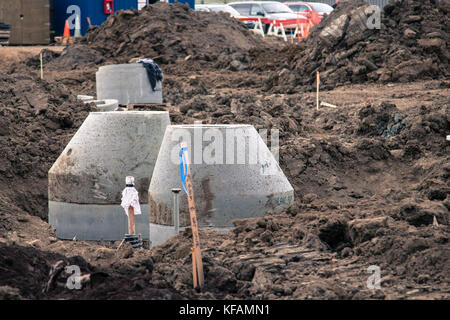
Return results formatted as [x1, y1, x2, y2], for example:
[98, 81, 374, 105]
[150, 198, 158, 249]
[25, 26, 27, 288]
[228, 1, 297, 20]
[228, 1, 299, 32]
[196, 4, 237, 15]
[195, 4, 256, 29]
[306, 2, 334, 15]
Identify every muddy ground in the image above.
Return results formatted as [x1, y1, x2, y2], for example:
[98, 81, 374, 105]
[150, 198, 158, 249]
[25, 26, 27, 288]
[0, 1, 449, 300]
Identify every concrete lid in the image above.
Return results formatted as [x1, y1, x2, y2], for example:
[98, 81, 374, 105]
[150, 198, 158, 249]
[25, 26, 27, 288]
[97, 63, 146, 72]
[89, 111, 168, 115]
[96, 64, 163, 104]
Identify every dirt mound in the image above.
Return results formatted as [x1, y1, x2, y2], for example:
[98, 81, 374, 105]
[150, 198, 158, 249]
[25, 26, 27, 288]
[148, 200, 448, 299]
[0, 67, 95, 219]
[269, 0, 450, 91]
[46, 2, 263, 70]
[0, 242, 184, 299]
[27, 46, 105, 71]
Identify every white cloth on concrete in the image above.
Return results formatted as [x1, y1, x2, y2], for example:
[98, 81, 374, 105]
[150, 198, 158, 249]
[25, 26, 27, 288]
[121, 176, 141, 216]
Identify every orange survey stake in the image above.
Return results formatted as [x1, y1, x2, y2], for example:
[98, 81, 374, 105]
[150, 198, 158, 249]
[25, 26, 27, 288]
[180, 142, 204, 289]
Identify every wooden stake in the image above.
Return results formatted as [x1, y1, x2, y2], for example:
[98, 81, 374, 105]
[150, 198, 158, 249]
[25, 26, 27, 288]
[191, 247, 198, 289]
[128, 206, 135, 235]
[316, 71, 320, 110]
[116, 238, 125, 251]
[433, 216, 439, 227]
[181, 142, 204, 288]
[40, 52, 43, 80]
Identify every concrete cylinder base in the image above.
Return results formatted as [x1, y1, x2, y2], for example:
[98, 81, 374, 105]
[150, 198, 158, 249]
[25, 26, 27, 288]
[49, 201, 150, 240]
[96, 64, 163, 105]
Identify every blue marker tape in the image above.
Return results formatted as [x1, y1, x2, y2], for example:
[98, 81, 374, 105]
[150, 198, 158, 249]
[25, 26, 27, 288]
[180, 146, 189, 194]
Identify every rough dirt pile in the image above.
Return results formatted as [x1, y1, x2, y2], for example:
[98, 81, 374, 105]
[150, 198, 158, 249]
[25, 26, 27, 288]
[268, 0, 450, 91]
[44, 2, 263, 71]
[0, 241, 184, 299]
[0, 68, 95, 221]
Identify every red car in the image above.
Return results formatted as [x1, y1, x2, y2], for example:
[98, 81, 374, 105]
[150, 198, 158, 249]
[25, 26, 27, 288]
[285, 2, 333, 25]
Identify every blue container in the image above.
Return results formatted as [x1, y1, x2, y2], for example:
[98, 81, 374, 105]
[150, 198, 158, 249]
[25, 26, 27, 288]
[54, 0, 138, 37]
[168, 0, 195, 10]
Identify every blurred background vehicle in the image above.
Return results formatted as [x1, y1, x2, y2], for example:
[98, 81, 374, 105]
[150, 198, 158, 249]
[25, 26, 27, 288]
[285, 1, 333, 24]
[195, 4, 255, 29]
[195, 4, 212, 12]
[229, 1, 298, 33]
[306, 2, 333, 16]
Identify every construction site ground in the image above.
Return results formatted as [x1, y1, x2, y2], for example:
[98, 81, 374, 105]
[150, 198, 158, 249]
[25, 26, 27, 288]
[1, 46, 448, 300]
[0, 1, 448, 300]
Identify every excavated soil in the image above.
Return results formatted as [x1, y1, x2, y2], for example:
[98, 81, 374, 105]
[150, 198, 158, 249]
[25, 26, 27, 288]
[0, 1, 449, 300]
[268, 0, 450, 91]
[39, 2, 267, 70]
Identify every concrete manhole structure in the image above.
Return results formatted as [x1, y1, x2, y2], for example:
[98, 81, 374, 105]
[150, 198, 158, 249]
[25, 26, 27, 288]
[148, 124, 294, 246]
[96, 64, 163, 105]
[48, 111, 170, 240]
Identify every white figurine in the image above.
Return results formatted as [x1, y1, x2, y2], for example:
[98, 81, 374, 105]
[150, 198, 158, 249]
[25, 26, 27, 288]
[121, 176, 141, 234]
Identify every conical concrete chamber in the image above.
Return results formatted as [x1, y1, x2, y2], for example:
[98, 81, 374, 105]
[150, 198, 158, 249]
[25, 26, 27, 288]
[49, 111, 170, 240]
[148, 124, 294, 246]
[96, 64, 163, 105]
